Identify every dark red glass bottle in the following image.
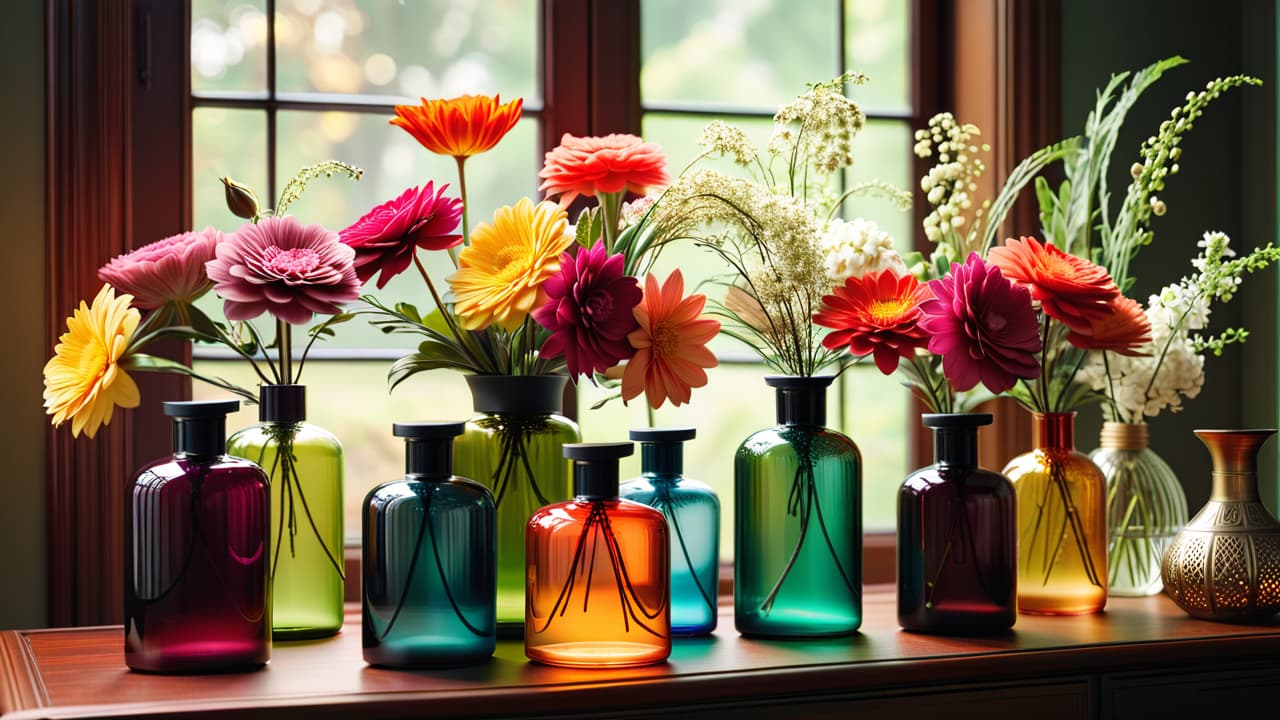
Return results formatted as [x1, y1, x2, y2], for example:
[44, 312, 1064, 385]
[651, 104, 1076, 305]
[897, 413, 1016, 634]
[125, 400, 271, 672]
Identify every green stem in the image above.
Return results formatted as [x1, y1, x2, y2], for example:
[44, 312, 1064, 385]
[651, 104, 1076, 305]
[452, 156, 469, 267]
[598, 191, 621, 253]
[277, 319, 293, 384]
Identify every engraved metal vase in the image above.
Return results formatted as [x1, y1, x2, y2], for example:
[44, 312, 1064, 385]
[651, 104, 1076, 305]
[1161, 429, 1280, 622]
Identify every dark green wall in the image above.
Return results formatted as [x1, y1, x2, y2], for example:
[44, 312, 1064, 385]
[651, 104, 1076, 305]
[1060, 0, 1279, 509]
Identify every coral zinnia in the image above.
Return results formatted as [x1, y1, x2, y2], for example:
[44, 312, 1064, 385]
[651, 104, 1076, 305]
[919, 253, 1042, 394]
[534, 242, 642, 380]
[206, 215, 361, 326]
[391, 94, 523, 159]
[448, 198, 575, 332]
[1068, 294, 1152, 356]
[539, 133, 670, 207]
[622, 270, 720, 409]
[339, 183, 463, 289]
[988, 236, 1120, 334]
[43, 284, 141, 438]
[813, 269, 933, 375]
[97, 228, 221, 309]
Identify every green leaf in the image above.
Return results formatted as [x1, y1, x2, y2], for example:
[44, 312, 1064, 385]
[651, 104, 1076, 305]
[185, 304, 223, 339]
[387, 340, 476, 391]
[589, 392, 623, 410]
[394, 302, 422, 324]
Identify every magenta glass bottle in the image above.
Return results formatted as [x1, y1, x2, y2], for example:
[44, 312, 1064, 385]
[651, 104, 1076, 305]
[898, 413, 1016, 634]
[125, 400, 271, 673]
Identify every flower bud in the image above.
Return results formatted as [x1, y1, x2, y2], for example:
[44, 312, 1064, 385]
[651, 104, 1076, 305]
[221, 176, 261, 220]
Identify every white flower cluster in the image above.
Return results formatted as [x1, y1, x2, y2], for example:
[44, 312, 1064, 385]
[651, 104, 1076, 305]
[768, 73, 867, 173]
[620, 195, 657, 228]
[819, 217, 906, 283]
[699, 120, 757, 167]
[913, 113, 988, 246]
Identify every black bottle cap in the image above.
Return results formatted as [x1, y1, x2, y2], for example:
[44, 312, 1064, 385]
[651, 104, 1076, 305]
[163, 399, 239, 457]
[630, 427, 694, 476]
[922, 413, 992, 467]
[259, 384, 305, 424]
[465, 375, 567, 415]
[394, 421, 465, 479]
[564, 442, 634, 500]
[766, 375, 833, 426]
[922, 413, 993, 429]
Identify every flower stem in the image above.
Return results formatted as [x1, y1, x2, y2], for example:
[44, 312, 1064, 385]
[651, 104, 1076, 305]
[452, 156, 469, 268]
[277, 319, 293, 384]
[598, 191, 621, 253]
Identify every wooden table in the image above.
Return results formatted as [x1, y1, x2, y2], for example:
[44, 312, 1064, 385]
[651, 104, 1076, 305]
[2, 590, 1278, 719]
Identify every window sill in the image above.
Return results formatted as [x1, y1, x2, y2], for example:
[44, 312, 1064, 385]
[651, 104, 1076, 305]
[3, 592, 1279, 718]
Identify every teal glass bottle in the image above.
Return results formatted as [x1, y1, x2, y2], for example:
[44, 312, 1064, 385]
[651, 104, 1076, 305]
[363, 422, 496, 667]
[620, 428, 719, 636]
[227, 384, 345, 639]
[735, 376, 861, 637]
[453, 375, 579, 633]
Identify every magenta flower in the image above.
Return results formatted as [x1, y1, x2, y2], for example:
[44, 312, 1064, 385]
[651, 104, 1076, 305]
[206, 216, 361, 325]
[97, 228, 221, 309]
[339, 183, 463, 289]
[918, 253, 1041, 394]
[534, 242, 642, 380]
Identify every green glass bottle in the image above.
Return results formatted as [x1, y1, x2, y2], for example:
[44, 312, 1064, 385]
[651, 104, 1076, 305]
[228, 384, 345, 639]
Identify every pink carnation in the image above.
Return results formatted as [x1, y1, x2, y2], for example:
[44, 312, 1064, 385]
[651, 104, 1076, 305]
[534, 242, 642, 380]
[339, 183, 463, 289]
[206, 216, 361, 325]
[97, 228, 221, 309]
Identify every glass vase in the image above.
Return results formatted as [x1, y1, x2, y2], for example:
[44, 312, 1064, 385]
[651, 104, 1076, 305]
[898, 413, 1016, 634]
[363, 422, 496, 667]
[1090, 422, 1187, 597]
[1003, 412, 1107, 615]
[734, 376, 861, 638]
[453, 375, 579, 632]
[227, 384, 345, 639]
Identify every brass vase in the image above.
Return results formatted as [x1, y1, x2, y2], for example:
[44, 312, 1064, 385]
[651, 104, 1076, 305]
[1161, 429, 1280, 622]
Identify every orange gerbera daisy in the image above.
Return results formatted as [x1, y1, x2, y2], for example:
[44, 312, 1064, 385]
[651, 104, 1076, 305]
[43, 284, 141, 438]
[622, 270, 720, 409]
[813, 269, 933, 375]
[1067, 294, 1152, 356]
[988, 236, 1120, 334]
[391, 94, 523, 159]
[538, 133, 670, 207]
[448, 198, 574, 332]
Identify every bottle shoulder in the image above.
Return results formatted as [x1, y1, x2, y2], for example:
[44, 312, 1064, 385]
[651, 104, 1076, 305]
[902, 464, 1013, 495]
[228, 421, 342, 448]
[134, 456, 268, 490]
[528, 498, 667, 528]
[737, 425, 860, 457]
[365, 477, 495, 508]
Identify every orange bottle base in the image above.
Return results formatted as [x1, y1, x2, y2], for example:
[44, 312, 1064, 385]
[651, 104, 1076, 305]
[526, 641, 669, 668]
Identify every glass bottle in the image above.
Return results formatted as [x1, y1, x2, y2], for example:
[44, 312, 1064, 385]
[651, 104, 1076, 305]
[526, 442, 670, 668]
[620, 427, 719, 636]
[453, 375, 579, 633]
[1003, 412, 1107, 615]
[735, 376, 862, 638]
[227, 384, 344, 638]
[125, 400, 270, 673]
[898, 413, 1016, 634]
[363, 422, 496, 667]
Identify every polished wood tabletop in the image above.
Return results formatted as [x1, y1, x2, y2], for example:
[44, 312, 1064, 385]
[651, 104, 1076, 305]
[2, 590, 1278, 718]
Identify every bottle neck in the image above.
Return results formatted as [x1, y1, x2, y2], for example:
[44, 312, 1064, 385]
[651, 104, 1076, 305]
[173, 417, 227, 459]
[574, 463, 620, 501]
[775, 385, 827, 426]
[405, 439, 453, 481]
[932, 428, 979, 468]
[1099, 421, 1148, 451]
[640, 443, 682, 477]
[1032, 412, 1076, 450]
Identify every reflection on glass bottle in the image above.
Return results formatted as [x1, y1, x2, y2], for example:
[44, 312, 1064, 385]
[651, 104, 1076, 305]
[735, 376, 861, 638]
[898, 413, 1016, 634]
[526, 442, 670, 668]
[620, 427, 719, 636]
[126, 400, 270, 673]
[228, 384, 345, 639]
[363, 422, 496, 667]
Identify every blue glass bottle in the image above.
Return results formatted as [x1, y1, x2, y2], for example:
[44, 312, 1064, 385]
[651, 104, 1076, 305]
[362, 422, 496, 667]
[620, 428, 719, 636]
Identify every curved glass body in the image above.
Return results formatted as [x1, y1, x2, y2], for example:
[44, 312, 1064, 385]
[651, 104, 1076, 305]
[735, 421, 862, 638]
[620, 474, 719, 636]
[454, 413, 578, 630]
[228, 421, 345, 638]
[362, 477, 496, 667]
[1004, 413, 1107, 615]
[525, 498, 670, 667]
[125, 455, 270, 673]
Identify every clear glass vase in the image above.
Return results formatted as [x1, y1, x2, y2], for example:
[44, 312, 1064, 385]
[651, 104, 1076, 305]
[1090, 422, 1187, 597]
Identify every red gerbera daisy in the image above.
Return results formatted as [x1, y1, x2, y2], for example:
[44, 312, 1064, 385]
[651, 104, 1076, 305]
[538, 133, 670, 207]
[813, 269, 934, 375]
[988, 236, 1121, 334]
[1067, 294, 1152, 356]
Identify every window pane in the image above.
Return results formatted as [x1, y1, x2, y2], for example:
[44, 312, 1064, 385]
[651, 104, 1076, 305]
[192, 0, 268, 93]
[275, 0, 539, 101]
[842, 119, 914, 255]
[642, 0, 838, 110]
[845, 0, 910, 113]
[838, 367, 910, 531]
[192, 107, 267, 230]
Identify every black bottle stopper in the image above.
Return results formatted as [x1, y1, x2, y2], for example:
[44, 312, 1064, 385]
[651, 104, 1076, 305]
[164, 399, 241, 458]
[629, 427, 695, 476]
[766, 375, 834, 426]
[564, 442, 635, 500]
[922, 413, 992, 468]
[394, 422, 466, 480]
[259, 384, 306, 424]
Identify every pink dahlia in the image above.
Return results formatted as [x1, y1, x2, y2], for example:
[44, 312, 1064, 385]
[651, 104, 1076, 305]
[534, 241, 642, 380]
[339, 183, 463, 289]
[538, 133, 670, 207]
[97, 228, 221, 309]
[919, 253, 1042, 394]
[206, 216, 361, 325]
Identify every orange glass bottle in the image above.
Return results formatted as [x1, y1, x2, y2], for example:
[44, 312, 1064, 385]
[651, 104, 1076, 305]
[525, 442, 670, 668]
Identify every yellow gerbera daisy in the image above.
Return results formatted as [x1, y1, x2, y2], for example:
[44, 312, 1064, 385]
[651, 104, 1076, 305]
[448, 198, 574, 331]
[43, 284, 141, 438]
